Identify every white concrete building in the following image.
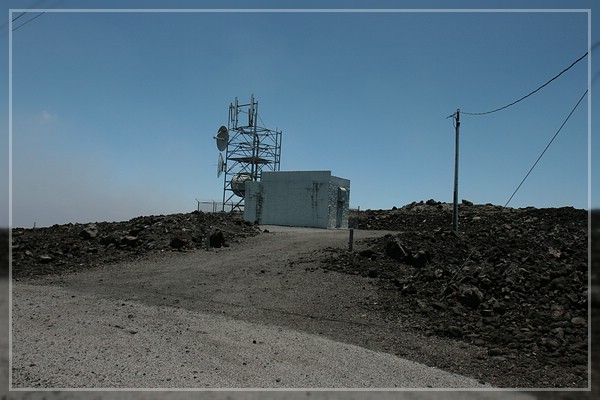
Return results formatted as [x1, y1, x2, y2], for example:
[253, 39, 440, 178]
[244, 171, 350, 229]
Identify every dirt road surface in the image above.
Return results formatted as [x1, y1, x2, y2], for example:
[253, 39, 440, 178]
[7, 226, 540, 397]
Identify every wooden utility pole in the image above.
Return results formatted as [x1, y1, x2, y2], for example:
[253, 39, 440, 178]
[452, 109, 460, 232]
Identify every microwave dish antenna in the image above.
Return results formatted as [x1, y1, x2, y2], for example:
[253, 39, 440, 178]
[231, 172, 253, 198]
[217, 153, 225, 178]
[215, 126, 229, 152]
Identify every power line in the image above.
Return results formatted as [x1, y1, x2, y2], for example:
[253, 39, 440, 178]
[12, 12, 45, 32]
[503, 88, 588, 208]
[461, 51, 588, 116]
[12, 12, 28, 22]
[1, 0, 54, 33]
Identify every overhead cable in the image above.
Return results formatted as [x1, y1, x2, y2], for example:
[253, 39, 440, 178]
[12, 12, 28, 22]
[461, 52, 588, 116]
[503, 88, 588, 208]
[12, 12, 45, 32]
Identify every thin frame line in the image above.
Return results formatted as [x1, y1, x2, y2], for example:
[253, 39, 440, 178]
[8, 8, 593, 13]
[8, 10, 13, 391]
[586, 8, 592, 391]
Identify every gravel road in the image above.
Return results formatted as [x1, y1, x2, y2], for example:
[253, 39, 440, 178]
[6, 226, 542, 397]
[12, 281, 487, 388]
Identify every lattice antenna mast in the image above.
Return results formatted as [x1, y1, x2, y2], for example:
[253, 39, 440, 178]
[219, 95, 282, 211]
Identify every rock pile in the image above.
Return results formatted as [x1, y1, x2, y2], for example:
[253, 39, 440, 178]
[320, 201, 590, 387]
[11, 211, 261, 279]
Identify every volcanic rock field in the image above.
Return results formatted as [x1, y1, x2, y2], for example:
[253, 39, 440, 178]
[4, 201, 597, 392]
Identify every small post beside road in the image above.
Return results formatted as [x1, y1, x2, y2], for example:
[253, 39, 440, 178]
[348, 228, 354, 251]
[452, 108, 460, 233]
[205, 225, 211, 250]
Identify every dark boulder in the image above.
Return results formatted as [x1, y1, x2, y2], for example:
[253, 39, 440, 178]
[100, 234, 119, 246]
[457, 286, 484, 310]
[121, 236, 139, 247]
[80, 224, 98, 240]
[169, 237, 188, 249]
[359, 249, 378, 258]
[408, 250, 430, 268]
[385, 238, 408, 261]
[210, 229, 226, 248]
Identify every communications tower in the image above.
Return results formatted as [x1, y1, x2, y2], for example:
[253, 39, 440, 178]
[214, 95, 282, 211]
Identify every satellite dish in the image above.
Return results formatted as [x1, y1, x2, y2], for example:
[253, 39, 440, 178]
[217, 153, 225, 178]
[215, 126, 229, 152]
[231, 172, 253, 198]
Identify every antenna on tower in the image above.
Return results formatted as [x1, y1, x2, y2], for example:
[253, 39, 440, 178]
[215, 126, 229, 152]
[248, 93, 255, 127]
[217, 153, 225, 178]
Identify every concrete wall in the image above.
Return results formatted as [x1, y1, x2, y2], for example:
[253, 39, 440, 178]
[328, 175, 351, 229]
[244, 171, 350, 229]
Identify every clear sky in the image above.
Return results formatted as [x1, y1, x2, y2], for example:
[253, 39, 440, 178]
[1, 0, 598, 228]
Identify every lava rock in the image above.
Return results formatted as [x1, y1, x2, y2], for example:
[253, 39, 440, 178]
[169, 237, 188, 249]
[100, 234, 119, 246]
[129, 226, 146, 236]
[446, 325, 463, 338]
[38, 255, 52, 264]
[457, 286, 484, 310]
[359, 249, 378, 258]
[408, 250, 430, 268]
[210, 229, 226, 248]
[121, 236, 139, 247]
[488, 348, 505, 356]
[384, 238, 408, 261]
[80, 224, 98, 240]
[550, 304, 566, 321]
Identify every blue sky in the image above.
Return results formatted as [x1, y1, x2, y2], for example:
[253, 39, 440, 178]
[1, 0, 598, 227]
